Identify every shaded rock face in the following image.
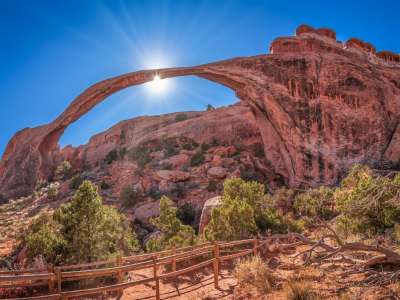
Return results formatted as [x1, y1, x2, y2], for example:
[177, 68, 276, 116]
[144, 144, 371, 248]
[2, 24, 400, 199]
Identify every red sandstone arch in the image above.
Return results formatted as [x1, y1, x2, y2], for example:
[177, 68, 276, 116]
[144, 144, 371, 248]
[2, 25, 400, 199]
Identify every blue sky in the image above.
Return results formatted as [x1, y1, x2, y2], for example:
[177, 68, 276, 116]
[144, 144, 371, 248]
[1, 0, 399, 155]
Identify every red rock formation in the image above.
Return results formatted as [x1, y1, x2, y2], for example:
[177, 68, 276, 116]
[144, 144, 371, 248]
[1, 25, 400, 199]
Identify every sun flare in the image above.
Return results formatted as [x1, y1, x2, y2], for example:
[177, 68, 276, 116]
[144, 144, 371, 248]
[148, 74, 169, 93]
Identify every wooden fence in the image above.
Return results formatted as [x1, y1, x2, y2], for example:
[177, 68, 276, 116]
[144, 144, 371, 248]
[0, 238, 266, 300]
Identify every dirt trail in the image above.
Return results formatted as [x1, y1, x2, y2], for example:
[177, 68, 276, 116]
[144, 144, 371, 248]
[121, 268, 236, 300]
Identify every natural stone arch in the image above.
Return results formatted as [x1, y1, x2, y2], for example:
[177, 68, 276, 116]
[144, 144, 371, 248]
[2, 25, 400, 199]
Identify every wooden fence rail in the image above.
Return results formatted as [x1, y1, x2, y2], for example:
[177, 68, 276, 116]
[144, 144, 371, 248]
[1, 238, 266, 300]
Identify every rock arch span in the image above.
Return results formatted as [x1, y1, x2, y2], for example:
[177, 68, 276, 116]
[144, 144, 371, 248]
[2, 25, 400, 199]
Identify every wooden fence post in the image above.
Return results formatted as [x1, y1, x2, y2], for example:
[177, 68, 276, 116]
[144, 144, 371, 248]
[47, 264, 55, 293]
[253, 238, 258, 256]
[116, 254, 123, 299]
[213, 242, 220, 289]
[171, 246, 177, 273]
[55, 267, 62, 292]
[153, 257, 160, 300]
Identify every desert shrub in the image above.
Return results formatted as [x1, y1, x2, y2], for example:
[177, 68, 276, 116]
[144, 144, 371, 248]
[253, 143, 265, 158]
[234, 256, 276, 294]
[100, 180, 111, 190]
[35, 179, 48, 190]
[206, 104, 215, 111]
[25, 181, 139, 265]
[176, 203, 197, 226]
[175, 113, 188, 122]
[211, 137, 219, 147]
[128, 145, 151, 168]
[294, 186, 336, 220]
[335, 164, 400, 237]
[285, 279, 320, 300]
[271, 187, 296, 214]
[160, 138, 179, 158]
[69, 175, 84, 190]
[120, 185, 141, 208]
[182, 143, 194, 151]
[148, 185, 162, 199]
[255, 207, 287, 233]
[104, 149, 119, 164]
[47, 183, 59, 200]
[200, 142, 210, 152]
[190, 151, 205, 166]
[55, 161, 73, 180]
[205, 178, 285, 240]
[53, 181, 139, 263]
[146, 196, 196, 251]
[25, 214, 66, 265]
[160, 162, 173, 170]
[240, 169, 264, 182]
[207, 179, 218, 192]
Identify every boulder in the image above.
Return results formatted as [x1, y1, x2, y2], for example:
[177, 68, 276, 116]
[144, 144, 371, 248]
[134, 200, 160, 223]
[155, 170, 190, 182]
[199, 196, 221, 234]
[207, 167, 228, 179]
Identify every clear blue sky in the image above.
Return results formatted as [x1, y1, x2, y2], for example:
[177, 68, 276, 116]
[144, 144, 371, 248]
[1, 0, 399, 155]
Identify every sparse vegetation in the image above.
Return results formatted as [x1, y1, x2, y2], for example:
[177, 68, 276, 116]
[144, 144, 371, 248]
[205, 178, 286, 240]
[294, 186, 336, 220]
[285, 279, 320, 300]
[146, 196, 196, 251]
[175, 113, 188, 122]
[190, 151, 205, 166]
[176, 203, 197, 227]
[25, 181, 139, 265]
[206, 104, 215, 111]
[207, 179, 218, 192]
[120, 185, 141, 208]
[47, 183, 59, 200]
[69, 174, 84, 190]
[104, 149, 119, 164]
[335, 164, 400, 237]
[128, 145, 151, 168]
[55, 160, 73, 180]
[234, 256, 276, 294]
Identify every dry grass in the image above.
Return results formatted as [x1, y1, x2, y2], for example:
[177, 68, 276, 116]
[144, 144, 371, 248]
[234, 255, 276, 294]
[285, 279, 321, 300]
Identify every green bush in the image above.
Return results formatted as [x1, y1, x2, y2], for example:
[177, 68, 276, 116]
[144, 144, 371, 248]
[182, 143, 194, 151]
[25, 214, 66, 265]
[47, 184, 59, 201]
[120, 186, 141, 208]
[200, 142, 210, 152]
[25, 181, 139, 265]
[206, 104, 215, 111]
[146, 196, 196, 251]
[159, 137, 179, 158]
[207, 180, 218, 192]
[175, 113, 188, 122]
[104, 149, 119, 164]
[271, 187, 296, 214]
[205, 178, 285, 240]
[190, 151, 204, 166]
[160, 162, 173, 170]
[69, 175, 84, 190]
[55, 161, 73, 180]
[335, 164, 400, 237]
[128, 146, 151, 168]
[294, 187, 336, 220]
[100, 180, 111, 190]
[176, 203, 197, 226]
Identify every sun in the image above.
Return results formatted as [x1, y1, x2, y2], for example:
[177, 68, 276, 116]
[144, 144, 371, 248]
[147, 74, 169, 93]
